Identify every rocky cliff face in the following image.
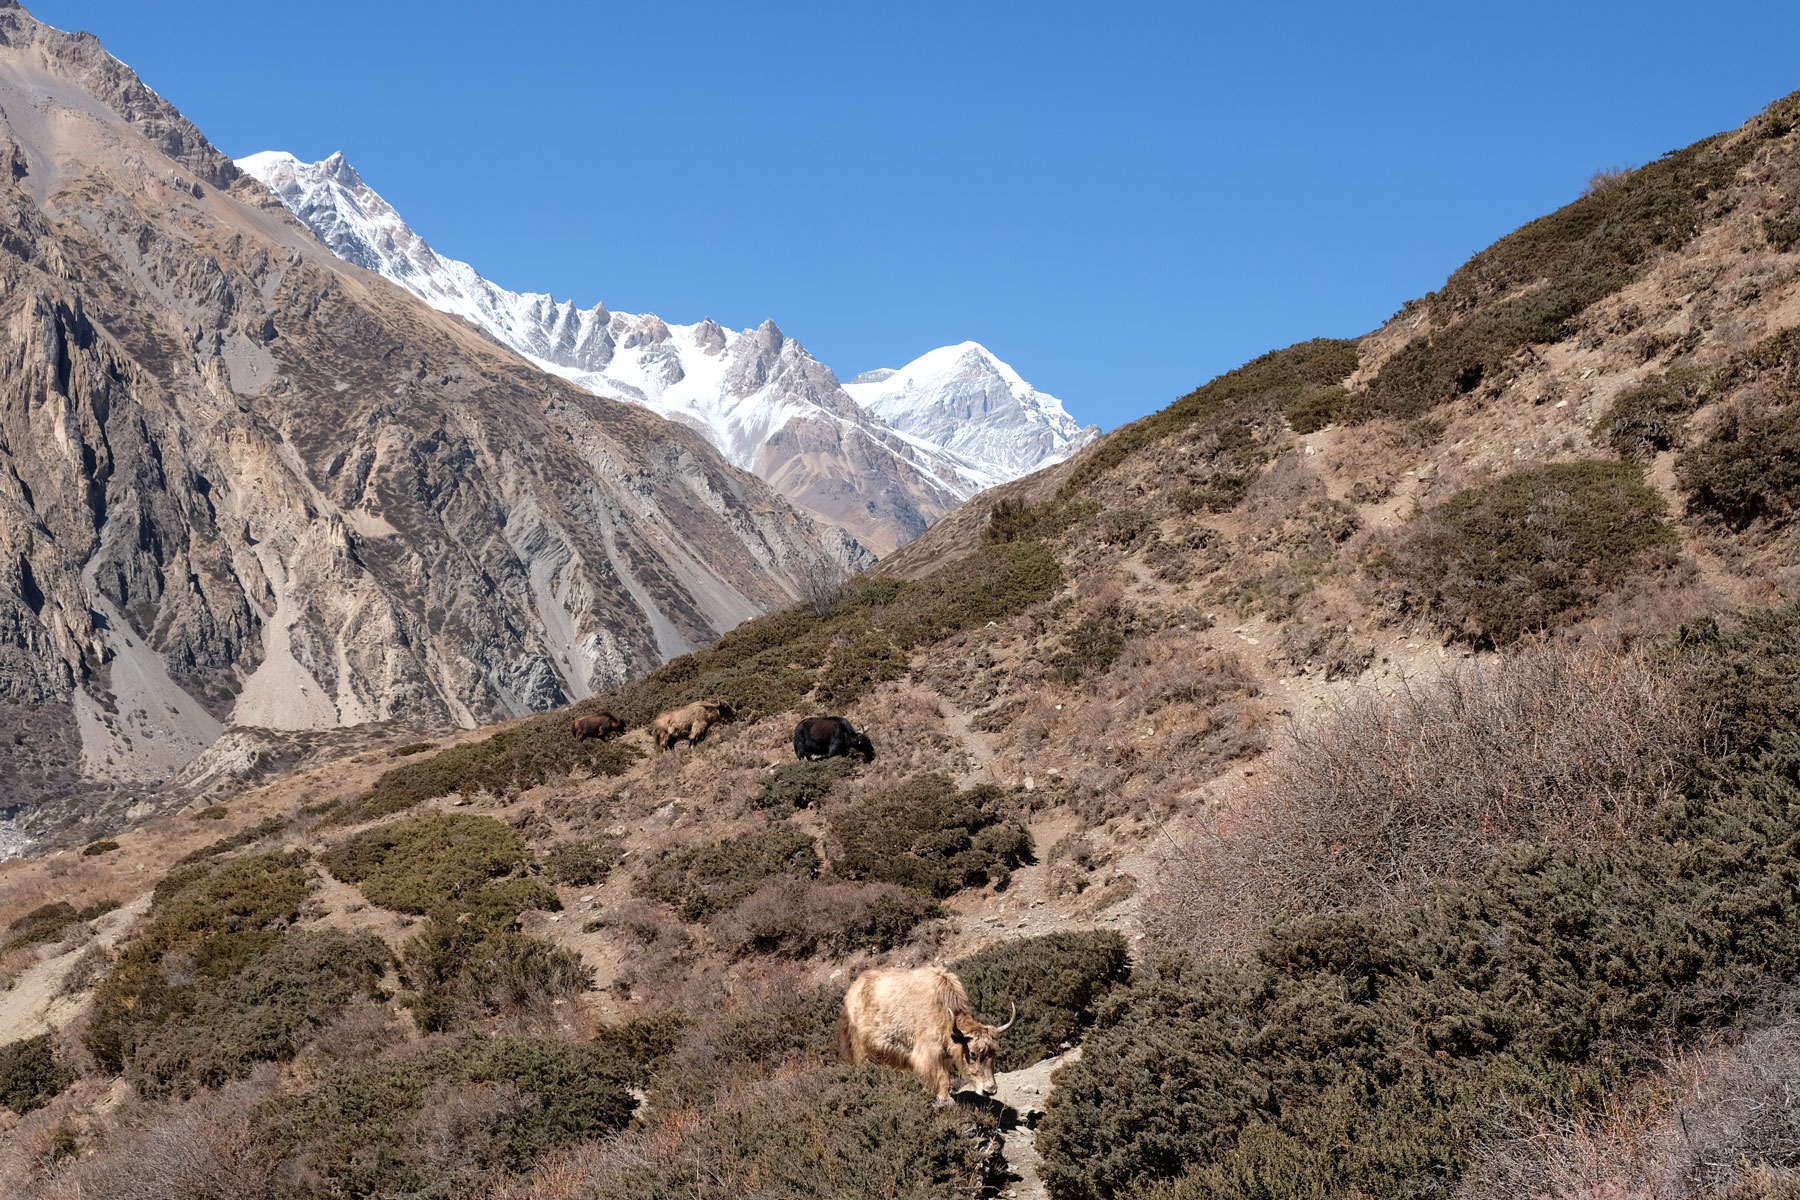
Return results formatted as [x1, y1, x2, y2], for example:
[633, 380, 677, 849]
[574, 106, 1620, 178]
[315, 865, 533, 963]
[0, 3, 868, 824]
[236, 151, 1093, 553]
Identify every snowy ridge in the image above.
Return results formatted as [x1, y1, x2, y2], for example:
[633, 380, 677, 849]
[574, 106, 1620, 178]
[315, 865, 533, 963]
[844, 342, 1099, 479]
[237, 151, 1090, 548]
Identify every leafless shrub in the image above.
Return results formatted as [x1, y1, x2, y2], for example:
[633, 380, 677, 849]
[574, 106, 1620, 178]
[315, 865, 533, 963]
[1156, 638, 1695, 954]
[405, 1080, 535, 1178]
[1458, 997, 1800, 1200]
[794, 555, 851, 619]
[1046, 832, 1115, 898]
[1584, 165, 1639, 197]
[12, 1074, 278, 1200]
[708, 879, 939, 958]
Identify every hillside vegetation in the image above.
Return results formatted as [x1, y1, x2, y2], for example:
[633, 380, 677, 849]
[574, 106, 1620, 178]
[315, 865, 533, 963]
[8, 87, 1800, 1200]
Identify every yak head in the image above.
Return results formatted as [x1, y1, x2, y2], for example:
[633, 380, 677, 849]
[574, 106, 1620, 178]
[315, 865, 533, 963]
[947, 1003, 1015, 1097]
[852, 726, 876, 762]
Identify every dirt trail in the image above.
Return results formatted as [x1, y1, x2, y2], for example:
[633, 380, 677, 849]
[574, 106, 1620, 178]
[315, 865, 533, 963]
[0, 894, 149, 1044]
[989, 1047, 1082, 1200]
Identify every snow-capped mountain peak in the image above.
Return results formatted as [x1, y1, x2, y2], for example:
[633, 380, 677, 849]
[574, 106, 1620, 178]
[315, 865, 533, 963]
[844, 342, 1099, 479]
[237, 150, 1094, 552]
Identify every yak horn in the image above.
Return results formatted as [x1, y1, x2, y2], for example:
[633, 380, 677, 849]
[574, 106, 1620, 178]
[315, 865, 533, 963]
[995, 1002, 1016, 1033]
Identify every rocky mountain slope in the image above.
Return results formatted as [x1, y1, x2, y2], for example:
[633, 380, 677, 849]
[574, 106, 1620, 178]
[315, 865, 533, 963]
[6, 27, 1800, 1200]
[236, 150, 1096, 553]
[0, 3, 867, 837]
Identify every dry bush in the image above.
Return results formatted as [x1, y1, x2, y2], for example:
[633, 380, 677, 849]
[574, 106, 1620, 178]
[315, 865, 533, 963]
[1156, 638, 1695, 954]
[10, 1074, 279, 1200]
[1459, 1000, 1800, 1200]
[1033, 640, 1265, 824]
[707, 879, 941, 958]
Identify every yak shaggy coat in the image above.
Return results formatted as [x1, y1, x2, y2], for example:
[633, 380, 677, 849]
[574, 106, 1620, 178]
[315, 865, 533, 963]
[650, 700, 734, 750]
[571, 711, 624, 742]
[837, 965, 1013, 1102]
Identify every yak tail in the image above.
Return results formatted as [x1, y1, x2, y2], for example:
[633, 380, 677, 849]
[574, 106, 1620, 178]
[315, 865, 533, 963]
[835, 1010, 855, 1063]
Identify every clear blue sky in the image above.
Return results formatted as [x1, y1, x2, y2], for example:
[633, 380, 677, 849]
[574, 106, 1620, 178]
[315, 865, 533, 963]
[30, 1, 1800, 430]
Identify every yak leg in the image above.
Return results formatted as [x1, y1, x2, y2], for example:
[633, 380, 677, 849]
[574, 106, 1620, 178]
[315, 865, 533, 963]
[911, 1047, 953, 1104]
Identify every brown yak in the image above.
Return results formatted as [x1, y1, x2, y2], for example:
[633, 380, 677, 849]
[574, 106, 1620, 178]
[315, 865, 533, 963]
[571, 711, 625, 742]
[650, 700, 735, 750]
[837, 965, 1015, 1103]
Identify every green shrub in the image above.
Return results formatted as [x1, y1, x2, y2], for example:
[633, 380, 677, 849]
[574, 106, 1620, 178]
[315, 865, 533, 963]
[6, 897, 121, 952]
[1374, 460, 1677, 646]
[591, 1012, 686, 1087]
[710, 880, 942, 958]
[1284, 384, 1350, 433]
[1593, 366, 1708, 459]
[0, 1034, 73, 1114]
[84, 852, 388, 1095]
[542, 836, 622, 887]
[600, 1066, 1000, 1200]
[1764, 209, 1800, 252]
[322, 812, 552, 922]
[334, 729, 641, 826]
[1037, 605, 1800, 1200]
[175, 815, 288, 865]
[814, 630, 908, 706]
[641, 828, 820, 922]
[125, 929, 390, 1097]
[1678, 402, 1800, 529]
[752, 756, 859, 813]
[827, 773, 1033, 898]
[401, 923, 594, 1033]
[261, 1036, 635, 1198]
[81, 839, 119, 857]
[951, 932, 1133, 1071]
[193, 804, 229, 820]
[389, 740, 436, 757]
[1053, 612, 1130, 684]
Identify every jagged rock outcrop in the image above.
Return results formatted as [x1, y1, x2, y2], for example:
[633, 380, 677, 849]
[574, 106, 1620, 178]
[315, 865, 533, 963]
[0, 2, 868, 826]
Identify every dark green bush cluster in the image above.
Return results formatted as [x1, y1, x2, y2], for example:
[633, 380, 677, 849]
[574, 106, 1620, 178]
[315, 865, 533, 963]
[332, 725, 641, 826]
[322, 813, 578, 1032]
[0, 1034, 73, 1114]
[1764, 208, 1800, 251]
[597, 1066, 1000, 1200]
[640, 828, 820, 922]
[542, 835, 622, 887]
[1593, 366, 1708, 459]
[322, 812, 555, 922]
[192, 804, 229, 820]
[827, 773, 1032, 897]
[1053, 610, 1131, 684]
[3, 897, 120, 952]
[345, 539, 1062, 819]
[1037, 605, 1800, 1200]
[259, 1035, 635, 1198]
[951, 931, 1132, 1070]
[1678, 402, 1800, 529]
[752, 756, 859, 813]
[1361, 131, 1753, 420]
[81, 838, 119, 856]
[175, 814, 288, 865]
[84, 852, 389, 1096]
[814, 629, 909, 705]
[1061, 339, 1359, 497]
[1375, 460, 1677, 646]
